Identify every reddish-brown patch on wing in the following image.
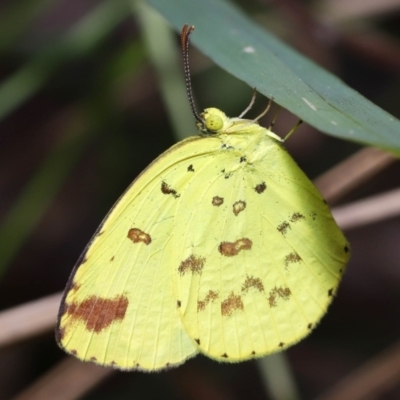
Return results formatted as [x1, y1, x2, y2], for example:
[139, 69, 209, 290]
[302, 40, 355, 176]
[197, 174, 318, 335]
[219, 238, 252, 256]
[284, 252, 302, 267]
[197, 290, 219, 311]
[290, 212, 305, 222]
[221, 292, 244, 316]
[80, 257, 88, 265]
[127, 228, 151, 245]
[268, 286, 291, 307]
[277, 221, 290, 235]
[212, 196, 224, 206]
[66, 295, 129, 333]
[161, 181, 180, 198]
[241, 275, 264, 293]
[71, 282, 81, 292]
[232, 200, 246, 216]
[254, 182, 266, 193]
[178, 254, 205, 275]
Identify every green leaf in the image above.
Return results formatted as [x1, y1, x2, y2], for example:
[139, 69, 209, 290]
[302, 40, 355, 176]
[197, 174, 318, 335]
[147, 0, 400, 155]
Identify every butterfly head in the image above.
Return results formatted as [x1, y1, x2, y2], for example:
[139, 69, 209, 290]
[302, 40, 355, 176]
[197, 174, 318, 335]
[198, 108, 229, 135]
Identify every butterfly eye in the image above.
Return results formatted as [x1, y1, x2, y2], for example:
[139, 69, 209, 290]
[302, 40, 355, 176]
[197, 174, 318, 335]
[205, 114, 224, 132]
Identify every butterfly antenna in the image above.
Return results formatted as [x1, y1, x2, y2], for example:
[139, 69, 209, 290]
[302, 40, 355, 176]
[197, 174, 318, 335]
[283, 119, 303, 142]
[181, 24, 203, 124]
[268, 105, 281, 130]
[238, 88, 257, 118]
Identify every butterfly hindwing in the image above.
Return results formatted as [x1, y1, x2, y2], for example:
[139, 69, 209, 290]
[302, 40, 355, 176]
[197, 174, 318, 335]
[170, 125, 349, 361]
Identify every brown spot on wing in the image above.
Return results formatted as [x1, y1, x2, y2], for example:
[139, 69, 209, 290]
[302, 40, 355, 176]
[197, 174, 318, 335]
[66, 295, 129, 333]
[221, 353, 229, 358]
[344, 245, 350, 253]
[309, 211, 317, 220]
[284, 252, 302, 267]
[254, 182, 266, 193]
[178, 254, 205, 275]
[290, 212, 305, 222]
[219, 238, 252, 257]
[81, 257, 88, 265]
[241, 275, 264, 293]
[195, 338, 200, 345]
[197, 290, 219, 311]
[57, 327, 66, 342]
[221, 292, 244, 316]
[268, 286, 291, 307]
[221, 143, 234, 150]
[187, 164, 194, 172]
[58, 301, 69, 320]
[307, 323, 313, 330]
[328, 288, 334, 297]
[277, 221, 290, 235]
[232, 200, 246, 216]
[71, 282, 81, 292]
[212, 196, 224, 206]
[127, 228, 151, 245]
[279, 342, 285, 347]
[161, 181, 180, 198]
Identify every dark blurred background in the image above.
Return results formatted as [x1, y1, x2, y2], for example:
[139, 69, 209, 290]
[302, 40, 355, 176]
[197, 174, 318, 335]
[0, 0, 400, 399]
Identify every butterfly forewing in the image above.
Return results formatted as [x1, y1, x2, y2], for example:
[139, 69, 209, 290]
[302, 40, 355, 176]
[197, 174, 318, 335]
[56, 138, 211, 371]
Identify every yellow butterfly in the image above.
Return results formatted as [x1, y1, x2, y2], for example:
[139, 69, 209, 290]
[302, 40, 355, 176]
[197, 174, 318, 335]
[56, 25, 350, 371]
